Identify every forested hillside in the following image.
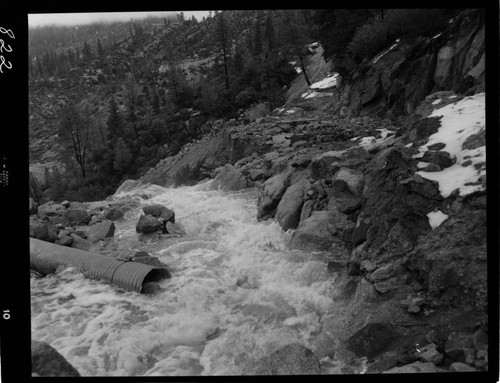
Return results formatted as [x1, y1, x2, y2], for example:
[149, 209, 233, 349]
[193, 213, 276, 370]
[29, 9, 462, 203]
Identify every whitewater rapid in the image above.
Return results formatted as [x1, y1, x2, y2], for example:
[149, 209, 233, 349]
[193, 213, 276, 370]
[31, 181, 342, 376]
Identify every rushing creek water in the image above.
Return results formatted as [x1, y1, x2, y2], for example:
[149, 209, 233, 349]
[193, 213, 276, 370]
[31, 181, 347, 376]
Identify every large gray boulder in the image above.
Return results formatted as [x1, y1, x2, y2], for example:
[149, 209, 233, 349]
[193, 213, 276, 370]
[346, 322, 398, 358]
[32, 340, 80, 377]
[275, 179, 311, 231]
[37, 201, 66, 217]
[288, 211, 335, 251]
[29, 217, 58, 242]
[142, 204, 175, 223]
[332, 167, 364, 197]
[114, 179, 142, 195]
[70, 234, 91, 251]
[210, 164, 248, 191]
[103, 206, 125, 220]
[136, 215, 163, 233]
[257, 170, 293, 220]
[63, 209, 91, 225]
[87, 220, 115, 243]
[243, 343, 321, 375]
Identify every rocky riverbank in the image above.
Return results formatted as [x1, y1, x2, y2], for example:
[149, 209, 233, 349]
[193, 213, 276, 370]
[30, 89, 488, 376]
[29, 8, 488, 375]
[200, 91, 488, 374]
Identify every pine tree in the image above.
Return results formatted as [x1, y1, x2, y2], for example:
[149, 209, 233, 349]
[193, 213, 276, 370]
[97, 38, 104, 58]
[59, 104, 89, 179]
[152, 89, 160, 115]
[67, 48, 75, 66]
[215, 12, 231, 91]
[83, 40, 92, 60]
[279, 10, 312, 86]
[113, 137, 132, 173]
[106, 97, 123, 142]
[264, 13, 276, 51]
[254, 20, 263, 57]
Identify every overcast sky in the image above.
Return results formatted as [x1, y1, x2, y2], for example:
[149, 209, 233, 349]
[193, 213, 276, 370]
[28, 11, 211, 27]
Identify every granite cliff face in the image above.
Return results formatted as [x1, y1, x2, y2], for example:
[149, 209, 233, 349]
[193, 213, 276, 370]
[331, 9, 485, 117]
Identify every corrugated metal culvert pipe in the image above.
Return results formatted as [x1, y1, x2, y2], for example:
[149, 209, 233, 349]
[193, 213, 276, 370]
[30, 238, 170, 293]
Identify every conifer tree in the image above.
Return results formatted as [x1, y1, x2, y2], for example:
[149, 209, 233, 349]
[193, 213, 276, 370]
[106, 97, 123, 142]
[254, 20, 263, 57]
[59, 104, 89, 179]
[279, 10, 312, 86]
[97, 38, 104, 58]
[113, 137, 132, 173]
[215, 12, 231, 91]
[264, 13, 276, 51]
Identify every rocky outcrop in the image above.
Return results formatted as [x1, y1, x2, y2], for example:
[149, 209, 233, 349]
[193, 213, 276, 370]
[346, 322, 398, 358]
[331, 9, 484, 117]
[288, 211, 336, 251]
[248, 82, 486, 374]
[209, 164, 248, 191]
[140, 124, 267, 187]
[32, 340, 80, 377]
[30, 200, 119, 251]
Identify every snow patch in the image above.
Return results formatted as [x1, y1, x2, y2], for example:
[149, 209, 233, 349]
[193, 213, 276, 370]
[427, 210, 449, 229]
[310, 73, 339, 90]
[290, 61, 302, 73]
[357, 129, 395, 150]
[372, 39, 400, 64]
[416, 93, 485, 198]
[376, 128, 393, 139]
[358, 136, 377, 149]
[301, 90, 333, 99]
[432, 99, 442, 105]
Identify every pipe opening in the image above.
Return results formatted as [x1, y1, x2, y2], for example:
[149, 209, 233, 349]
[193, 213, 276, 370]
[141, 268, 171, 294]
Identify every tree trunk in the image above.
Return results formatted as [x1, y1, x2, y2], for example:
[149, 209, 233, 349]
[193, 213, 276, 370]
[297, 48, 311, 86]
[222, 45, 230, 91]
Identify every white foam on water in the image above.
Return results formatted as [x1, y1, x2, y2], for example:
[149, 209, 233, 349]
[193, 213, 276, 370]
[31, 183, 337, 376]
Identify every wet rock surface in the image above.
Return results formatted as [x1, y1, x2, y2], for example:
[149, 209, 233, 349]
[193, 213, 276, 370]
[243, 343, 321, 375]
[32, 340, 81, 377]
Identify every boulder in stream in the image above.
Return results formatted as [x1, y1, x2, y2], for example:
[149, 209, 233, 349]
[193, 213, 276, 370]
[136, 214, 163, 233]
[143, 204, 175, 223]
[87, 220, 115, 243]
